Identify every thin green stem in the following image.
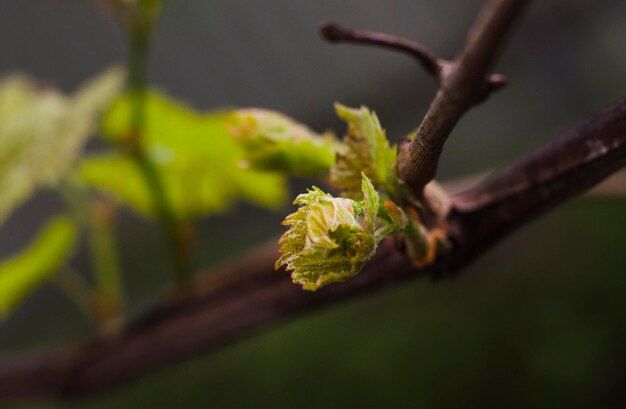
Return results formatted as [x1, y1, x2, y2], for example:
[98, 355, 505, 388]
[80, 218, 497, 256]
[57, 181, 125, 323]
[124, 3, 195, 291]
[52, 267, 96, 320]
[88, 198, 123, 320]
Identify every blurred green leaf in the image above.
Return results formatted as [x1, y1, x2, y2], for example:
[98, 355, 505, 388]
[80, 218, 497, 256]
[0, 66, 126, 226]
[81, 91, 287, 219]
[228, 109, 339, 177]
[79, 154, 154, 215]
[0, 216, 77, 316]
[118, 0, 161, 9]
[330, 104, 399, 199]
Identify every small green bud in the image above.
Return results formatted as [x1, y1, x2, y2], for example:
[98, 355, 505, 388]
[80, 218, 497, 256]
[276, 174, 407, 291]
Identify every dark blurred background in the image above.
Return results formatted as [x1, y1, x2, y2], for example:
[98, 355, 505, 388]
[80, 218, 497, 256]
[0, 0, 625, 408]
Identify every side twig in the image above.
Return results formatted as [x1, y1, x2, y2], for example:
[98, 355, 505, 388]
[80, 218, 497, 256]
[320, 21, 507, 89]
[321, 22, 443, 79]
[394, 0, 528, 193]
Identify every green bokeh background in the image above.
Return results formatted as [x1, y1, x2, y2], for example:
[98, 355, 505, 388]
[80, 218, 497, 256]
[0, 0, 624, 407]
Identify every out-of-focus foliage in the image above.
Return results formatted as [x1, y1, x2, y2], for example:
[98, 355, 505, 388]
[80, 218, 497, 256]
[276, 174, 406, 291]
[0, 67, 125, 227]
[330, 104, 400, 199]
[105, 0, 162, 30]
[115, 0, 160, 10]
[228, 108, 339, 176]
[0, 216, 77, 316]
[79, 91, 287, 219]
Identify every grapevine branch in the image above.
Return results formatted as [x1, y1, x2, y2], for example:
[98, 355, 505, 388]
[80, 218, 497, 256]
[1, 0, 625, 398]
[442, 169, 626, 197]
[586, 169, 626, 197]
[0, 96, 623, 398]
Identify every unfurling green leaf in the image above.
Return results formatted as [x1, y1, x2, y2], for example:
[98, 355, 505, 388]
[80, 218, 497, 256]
[0, 66, 125, 226]
[361, 173, 379, 234]
[276, 174, 406, 291]
[0, 216, 77, 316]
[81, 91, 287, 218]
[228, 109, 339, 176]
[330, 103, 400, 199]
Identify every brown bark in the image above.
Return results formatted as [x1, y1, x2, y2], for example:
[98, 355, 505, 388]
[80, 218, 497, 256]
[397, 0, 529, 192]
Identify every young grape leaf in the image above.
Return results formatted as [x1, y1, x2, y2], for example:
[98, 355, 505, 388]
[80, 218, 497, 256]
[276, 174, 405, 291]
[0, 66, 125, 226]
[0, 216, 77, 316]
[80, 91, 287, 218]
[228, 109, 340, 176]
[330, 104, 400, 199]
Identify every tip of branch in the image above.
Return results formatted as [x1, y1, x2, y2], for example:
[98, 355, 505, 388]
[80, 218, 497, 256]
[319, 21, 349, 43]
[473, 73, 508, 104]
[487, 73, 508, 91]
